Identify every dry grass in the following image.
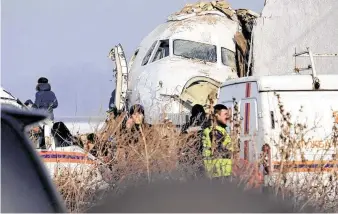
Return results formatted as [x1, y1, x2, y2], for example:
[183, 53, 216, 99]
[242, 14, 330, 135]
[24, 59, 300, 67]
[52, 113, 204, 212]
[49, 96, 337, 213]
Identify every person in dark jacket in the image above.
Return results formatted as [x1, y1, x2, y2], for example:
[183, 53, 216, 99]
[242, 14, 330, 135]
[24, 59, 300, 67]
[179, 104, 209, 178]
[181, 104, 209, 152]
[51, 122, 79, 147]
[119, 104, 153, 160]
[181, 104, 209, 133]
[34, 77, 58, 120]
[108, 89, 116, 110]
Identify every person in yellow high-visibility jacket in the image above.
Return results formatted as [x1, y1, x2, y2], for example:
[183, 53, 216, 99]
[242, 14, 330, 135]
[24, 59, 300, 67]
[202, 104, 233, 178]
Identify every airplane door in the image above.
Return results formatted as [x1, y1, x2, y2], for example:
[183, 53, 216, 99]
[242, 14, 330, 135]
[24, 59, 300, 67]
[108, 44, 129, 111]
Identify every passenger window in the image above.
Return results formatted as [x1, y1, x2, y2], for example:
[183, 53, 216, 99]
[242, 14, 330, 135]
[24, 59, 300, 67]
[240, 98, 258, 135]
[221, 47, 236, 69]
[141, 41, 157, 66]
[152, 40, 170, 62]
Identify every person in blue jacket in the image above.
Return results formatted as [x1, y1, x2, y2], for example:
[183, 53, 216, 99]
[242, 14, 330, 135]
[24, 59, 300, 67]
[34, 77, 58, 120]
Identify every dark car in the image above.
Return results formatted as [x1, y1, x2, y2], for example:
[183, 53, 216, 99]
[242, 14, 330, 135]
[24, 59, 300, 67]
[1, 105, 66, 213]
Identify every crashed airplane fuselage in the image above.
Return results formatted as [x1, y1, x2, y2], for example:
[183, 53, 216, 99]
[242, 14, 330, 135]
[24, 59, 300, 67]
[110, 2, 259, 124]
[129, 14, 238, 124]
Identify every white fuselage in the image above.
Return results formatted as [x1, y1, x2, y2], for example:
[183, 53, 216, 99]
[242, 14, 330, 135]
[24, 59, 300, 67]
[55, 116, 106, 136]
[127, 14, 240, 124]
[0, 87, 24, 109]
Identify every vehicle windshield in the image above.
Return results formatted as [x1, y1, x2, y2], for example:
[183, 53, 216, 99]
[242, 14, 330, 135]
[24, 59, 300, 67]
[173, 39, 217, 63]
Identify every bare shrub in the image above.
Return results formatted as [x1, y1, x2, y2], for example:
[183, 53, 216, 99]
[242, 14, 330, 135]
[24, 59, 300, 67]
[266, 92, 338, 212]
[51, 96, 337, 212]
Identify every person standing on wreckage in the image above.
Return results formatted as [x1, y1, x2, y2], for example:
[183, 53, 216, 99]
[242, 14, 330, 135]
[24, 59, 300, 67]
[34, 77, 58, 120]
[34, 77, 58, 147]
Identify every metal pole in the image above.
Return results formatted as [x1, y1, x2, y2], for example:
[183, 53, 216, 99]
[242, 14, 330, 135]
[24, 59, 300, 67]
[295, 53, 338, 57]
[308, 49, 317, 78]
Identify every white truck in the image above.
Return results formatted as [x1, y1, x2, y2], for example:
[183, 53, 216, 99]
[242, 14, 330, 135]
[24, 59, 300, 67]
[217, 50, 338, 190]
[218, 74, 338, 161]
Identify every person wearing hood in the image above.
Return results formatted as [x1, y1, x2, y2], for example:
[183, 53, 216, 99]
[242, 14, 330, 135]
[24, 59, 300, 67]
[34, 77, 58, 120]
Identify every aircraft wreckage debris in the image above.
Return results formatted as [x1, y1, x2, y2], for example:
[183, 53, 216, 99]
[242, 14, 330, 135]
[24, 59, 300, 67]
[171, 0, 259, 21]
[168, 0, 260, 77]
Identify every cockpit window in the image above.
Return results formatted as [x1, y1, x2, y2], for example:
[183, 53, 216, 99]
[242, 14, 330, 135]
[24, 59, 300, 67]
[221, 47, 236, 69]
[141, 41, 157, 66]
[152, 40, 170, 63]
[173, 39, 217, 63]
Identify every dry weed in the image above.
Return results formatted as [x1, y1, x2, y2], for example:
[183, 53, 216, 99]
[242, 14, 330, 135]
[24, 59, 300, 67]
[51, 96, 337, 212]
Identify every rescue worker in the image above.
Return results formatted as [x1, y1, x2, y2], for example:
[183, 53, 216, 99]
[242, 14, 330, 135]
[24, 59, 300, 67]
[202, 104, 232, 179]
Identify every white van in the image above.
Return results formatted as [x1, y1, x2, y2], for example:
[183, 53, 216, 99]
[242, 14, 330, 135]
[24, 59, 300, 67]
[217, 74, 338, 183]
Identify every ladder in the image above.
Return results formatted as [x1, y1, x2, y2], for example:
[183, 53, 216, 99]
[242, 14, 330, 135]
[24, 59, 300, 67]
[293, 47, 338, 90]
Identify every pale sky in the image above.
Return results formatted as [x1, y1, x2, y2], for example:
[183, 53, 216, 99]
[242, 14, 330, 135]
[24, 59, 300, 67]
[1, 0, 264, 117]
